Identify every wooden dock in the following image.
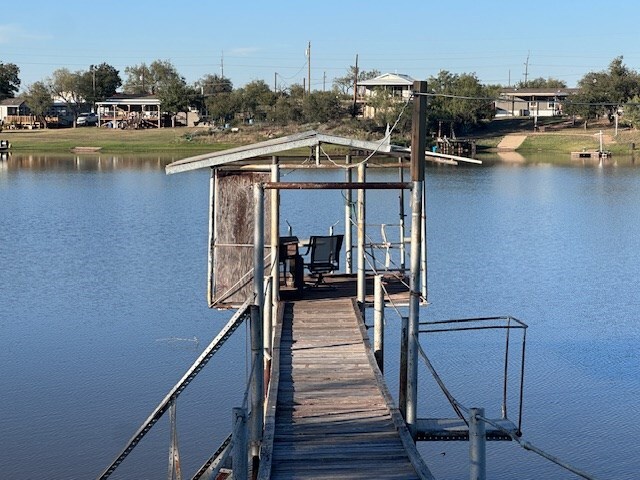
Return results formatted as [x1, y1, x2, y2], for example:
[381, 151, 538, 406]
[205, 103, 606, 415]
[258, 297, 433, 479]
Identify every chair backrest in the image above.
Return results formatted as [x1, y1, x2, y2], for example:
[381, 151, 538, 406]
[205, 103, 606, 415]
[308, 234, 344, 273]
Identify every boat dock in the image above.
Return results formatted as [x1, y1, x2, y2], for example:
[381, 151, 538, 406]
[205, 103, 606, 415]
[99, 83, 536, 480]
[259, 296, 432, 479]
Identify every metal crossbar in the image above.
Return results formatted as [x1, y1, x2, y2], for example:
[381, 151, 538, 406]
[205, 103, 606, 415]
[97, 299, 251, 479]
[418, 316, 527, 434]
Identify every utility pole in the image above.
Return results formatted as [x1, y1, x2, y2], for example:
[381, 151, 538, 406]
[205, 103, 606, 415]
[306, 41, 311, 95]
[90, 65, 96, 112]
[523, 51, 530, 86]
[221, 50, 224, 78]
[274, 72, 277, 93]
[352, 54, 359, 117]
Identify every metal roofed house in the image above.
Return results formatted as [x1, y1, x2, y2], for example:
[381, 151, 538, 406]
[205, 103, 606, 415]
[496, 87, 579, 118]
[357, 73, 416, 119]
[96, 93, 162, 129]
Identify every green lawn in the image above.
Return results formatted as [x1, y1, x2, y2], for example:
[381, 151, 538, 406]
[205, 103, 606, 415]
[1, 127, 236, 153]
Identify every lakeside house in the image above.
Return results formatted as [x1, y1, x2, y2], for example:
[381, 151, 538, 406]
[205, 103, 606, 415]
[357, 72, 416, 118]
[96, 94, 162, 128]
[495, 87, 578, 117]
[0, 97, 77, 128]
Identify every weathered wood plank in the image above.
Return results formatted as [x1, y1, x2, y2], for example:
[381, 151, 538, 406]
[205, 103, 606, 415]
[261, 297, 434, 479]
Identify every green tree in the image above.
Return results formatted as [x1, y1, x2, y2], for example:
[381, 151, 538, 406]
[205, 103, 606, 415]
[268, 94, 302, 125]
[428, 70, 493, 135]
[196, 74, 233, 95]
[623, 95, 640, 129]
[206, 91, 239, 125]
[0, 62, 20, 100]
[565, 56, 640, 128]
[23, 81, 53, 128]
[123, 59, 183, 95]
[515, 77, 567, 89]
[236, 80, 275, 122]
[49, 68, 85, 125]
[333, 66, 380, 95]
[194, 74, 233, 116]
[157, 76, 193, 127]
[78, 63, 122, 108]
[302, 91, 343, 123]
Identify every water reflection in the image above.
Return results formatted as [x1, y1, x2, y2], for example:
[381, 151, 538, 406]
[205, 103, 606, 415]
[0, 152, 183, 172]
[2, 151, 640, 173]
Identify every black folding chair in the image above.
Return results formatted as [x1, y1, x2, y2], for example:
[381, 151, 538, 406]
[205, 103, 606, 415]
[303, 234, 344, 287]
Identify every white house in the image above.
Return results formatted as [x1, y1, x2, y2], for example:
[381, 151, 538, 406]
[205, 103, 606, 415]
[96, 94, 162, 128]
[495, 88, 578, 117]
[357, 73, 416, 118]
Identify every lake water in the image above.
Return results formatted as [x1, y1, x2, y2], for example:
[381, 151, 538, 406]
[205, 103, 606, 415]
[1, 152, 638, 479]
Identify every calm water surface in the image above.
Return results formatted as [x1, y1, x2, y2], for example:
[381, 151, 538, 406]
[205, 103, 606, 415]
[0, 153, 638, 479]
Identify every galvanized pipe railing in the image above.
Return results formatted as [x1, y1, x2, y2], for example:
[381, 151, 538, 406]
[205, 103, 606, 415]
[97, 299, 251, 479]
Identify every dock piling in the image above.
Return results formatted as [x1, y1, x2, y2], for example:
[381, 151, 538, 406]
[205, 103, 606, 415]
[374, 274, 385, 372]
[469, 408, 487, 480]
[232, 407, 248, 480]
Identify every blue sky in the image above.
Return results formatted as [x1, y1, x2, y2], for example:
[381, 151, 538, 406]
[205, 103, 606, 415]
[3, 0, 640, 92]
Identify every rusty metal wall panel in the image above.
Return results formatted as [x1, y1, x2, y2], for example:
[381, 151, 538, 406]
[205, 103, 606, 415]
[210, 171, 270, 308]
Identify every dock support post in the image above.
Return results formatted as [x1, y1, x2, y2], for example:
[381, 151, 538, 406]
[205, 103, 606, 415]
[345, 155, 353, 274]
[232, 407, 248, 480]
[266, 157, 280, 379]
[398, 158, 406, 273]
[251, 184, 265, 468]
[406, 80, 427, 438]
[374, 275, 384, 373]
[356, 162, 366, 308]
[421, 176, 428, 301]
[469, 407, 487, 480]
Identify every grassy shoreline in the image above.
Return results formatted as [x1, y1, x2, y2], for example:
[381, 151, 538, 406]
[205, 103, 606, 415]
[0, 127, 236, 154]
[3, 123, 640, 157]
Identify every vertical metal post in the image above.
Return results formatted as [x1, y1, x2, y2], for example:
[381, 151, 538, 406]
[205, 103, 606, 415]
[207, 169, 217, 304]
[398, 158, 406, 273]
[267, 158, 280, 357]
[399, 313, 408, 418]
[469, 408, 487, 480]
[168, 399, 182, 480]
[251, 184, 264, 464]
[357, 162, 366, 308]
[406, 80, 427, 438]
[406, 181, 422, 437]
[420, 177, 428, 301]
[345, 155, 353, 274]
[232, 407, 248, 480]
[373, 275, 384, 373]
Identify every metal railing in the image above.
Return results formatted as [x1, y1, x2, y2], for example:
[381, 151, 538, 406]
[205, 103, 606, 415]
[97, 299, 251, 479]
[419, 315, 528, 434]
[416, 317, 598, 480]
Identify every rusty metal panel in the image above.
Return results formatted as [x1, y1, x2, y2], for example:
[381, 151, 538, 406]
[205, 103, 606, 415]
[210, 170, 270, 308]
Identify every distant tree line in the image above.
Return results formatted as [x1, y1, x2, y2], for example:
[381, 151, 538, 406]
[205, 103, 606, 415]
[3, 55, 640, 130]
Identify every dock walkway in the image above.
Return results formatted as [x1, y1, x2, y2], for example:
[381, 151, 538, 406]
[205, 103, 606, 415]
[259, 296, 433, 479]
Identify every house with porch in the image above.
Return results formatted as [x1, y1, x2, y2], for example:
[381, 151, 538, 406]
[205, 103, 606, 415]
[495, 88, 578, 118]
[0, 98, 32, 127]
[357, 73, 416, 118]
[96, 94, 162, 128]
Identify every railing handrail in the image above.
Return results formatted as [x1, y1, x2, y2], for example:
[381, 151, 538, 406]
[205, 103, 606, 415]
[97, 299, 251, 479]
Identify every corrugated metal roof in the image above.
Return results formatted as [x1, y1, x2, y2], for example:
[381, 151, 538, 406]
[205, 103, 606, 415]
[359, 73, 416, 87]
[500, 88, 578, 96]
[165, 130, 406, 174]
[96, 94, 160, 106]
